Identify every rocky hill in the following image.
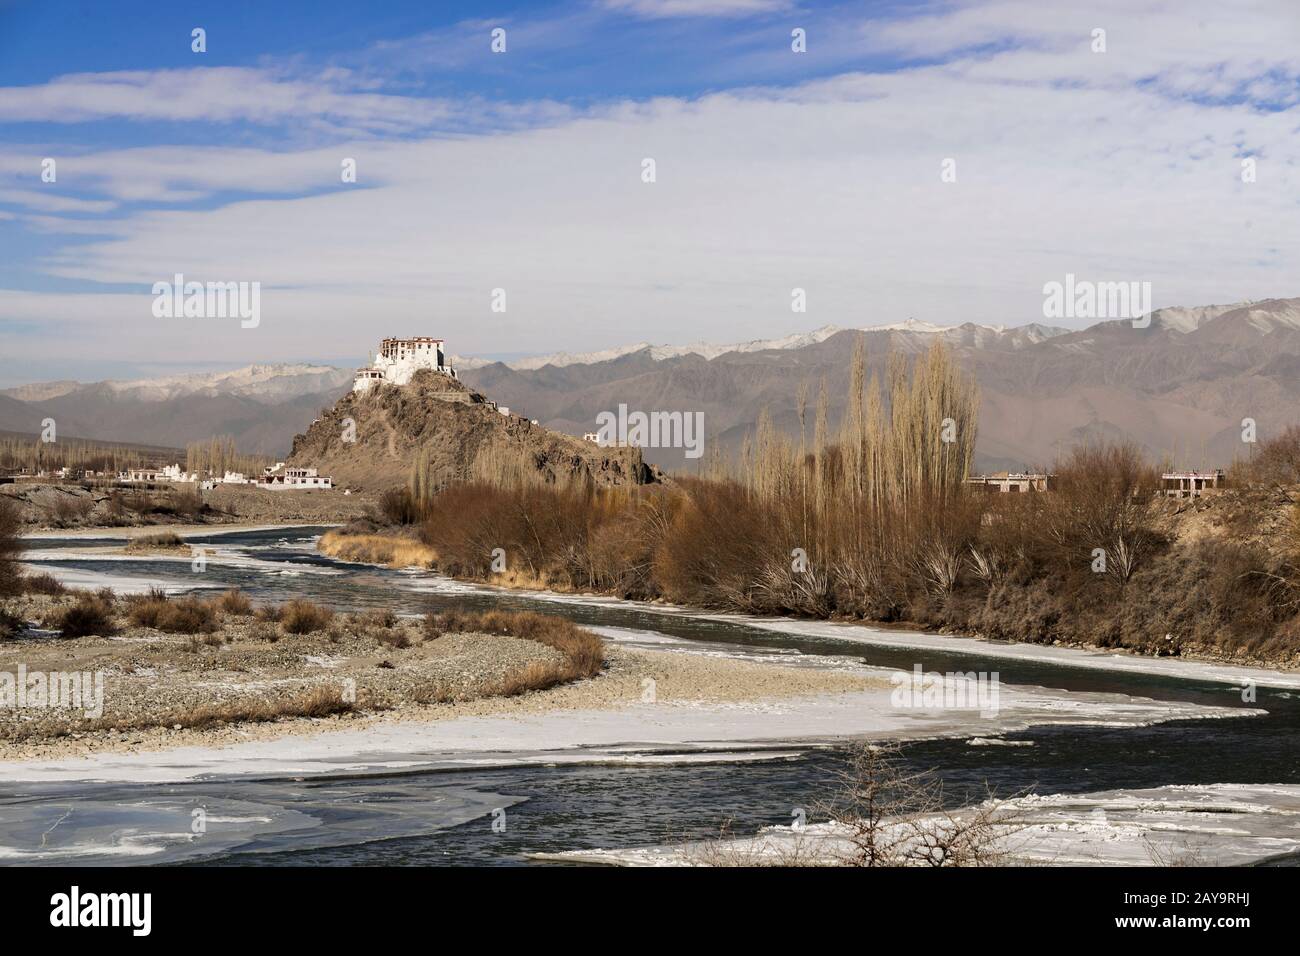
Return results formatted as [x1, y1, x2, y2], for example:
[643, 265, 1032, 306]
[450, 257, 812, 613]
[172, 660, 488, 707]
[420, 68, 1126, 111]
[286, 370, 656, 492]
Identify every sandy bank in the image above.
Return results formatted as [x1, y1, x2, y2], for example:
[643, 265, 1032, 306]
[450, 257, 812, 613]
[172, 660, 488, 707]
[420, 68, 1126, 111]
[0, 640, 1259, 783]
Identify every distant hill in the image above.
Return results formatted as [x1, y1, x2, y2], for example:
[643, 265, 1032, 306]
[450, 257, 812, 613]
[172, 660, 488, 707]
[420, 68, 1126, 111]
[0, 365, 352, 456]
[7, 299, 1300, 472]
[458, 298, 1300, 472]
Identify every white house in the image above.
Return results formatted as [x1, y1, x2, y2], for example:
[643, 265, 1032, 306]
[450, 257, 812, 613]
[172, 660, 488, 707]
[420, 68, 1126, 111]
[259, 466, 333, 490]
[353, 337, 458, 393]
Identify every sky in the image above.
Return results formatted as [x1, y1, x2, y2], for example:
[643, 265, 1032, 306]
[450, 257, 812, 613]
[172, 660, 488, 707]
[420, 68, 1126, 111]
[0, 0, 1297, 385]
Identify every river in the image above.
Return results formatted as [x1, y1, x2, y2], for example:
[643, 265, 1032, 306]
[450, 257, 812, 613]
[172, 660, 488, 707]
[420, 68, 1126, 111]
[4, 526, 1298, 866]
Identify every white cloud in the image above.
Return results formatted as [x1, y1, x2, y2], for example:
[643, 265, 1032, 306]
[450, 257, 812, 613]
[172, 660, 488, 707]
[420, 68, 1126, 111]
[0, 67, 564, 136]
[0, 189, 117, 214]
[2, 0, 1298, 373]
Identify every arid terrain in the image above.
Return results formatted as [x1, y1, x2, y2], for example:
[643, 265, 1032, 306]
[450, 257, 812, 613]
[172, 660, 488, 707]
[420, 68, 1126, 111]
[0, 588, 874, 761]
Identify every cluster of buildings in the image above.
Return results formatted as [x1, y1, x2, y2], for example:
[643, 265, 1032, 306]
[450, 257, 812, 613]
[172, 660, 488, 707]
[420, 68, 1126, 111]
[116, 462, 334, 491]
[965, 469, 1226, 499]
[964, 472, 1055, 494]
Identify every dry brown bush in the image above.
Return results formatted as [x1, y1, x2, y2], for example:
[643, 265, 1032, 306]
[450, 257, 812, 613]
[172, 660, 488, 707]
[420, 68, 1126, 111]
[47, 594, 117, 638]
[1031, 441, 1163, 586]
[126, 593, 218, 634]
[280, 599, 334, 634]
[125, 531, 186, 551]
[20, 572, 67, 596]
[0, 498, 22, 598]
[1230, 425, 1300, 487]
[215, 588, 252, 615]
[254, 603, 282, 624]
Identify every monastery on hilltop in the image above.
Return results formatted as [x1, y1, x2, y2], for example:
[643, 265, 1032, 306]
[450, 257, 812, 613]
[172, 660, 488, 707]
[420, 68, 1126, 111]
[353, 337, 458, 393]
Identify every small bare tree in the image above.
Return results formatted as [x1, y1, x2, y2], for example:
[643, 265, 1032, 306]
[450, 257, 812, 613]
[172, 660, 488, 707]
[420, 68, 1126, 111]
[817, 742, 1024, 867]
[692, 742, 1025, 867]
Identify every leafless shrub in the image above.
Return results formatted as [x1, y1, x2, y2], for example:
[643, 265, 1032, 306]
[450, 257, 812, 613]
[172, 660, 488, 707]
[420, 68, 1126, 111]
[820, 743, 1024, 866]
[1230, 425, 1300, 487]
[254, 603, 282, 624]
[126, 593, 217, 634]
[20, 572, 67, 596]
[280, 599, 334, 635]
[215, 588, 252, 615]
[0, 606, 22, 640]
[46, 594, 117, 638]
[375, 628, 411, 649]
[694, 742, 1024, 867]
[0, 498, 22, 597]
[378, 487, 424, 526]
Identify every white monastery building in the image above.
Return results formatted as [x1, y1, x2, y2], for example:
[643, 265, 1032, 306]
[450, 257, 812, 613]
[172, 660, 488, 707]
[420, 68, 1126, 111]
[353, 337, 458, 393]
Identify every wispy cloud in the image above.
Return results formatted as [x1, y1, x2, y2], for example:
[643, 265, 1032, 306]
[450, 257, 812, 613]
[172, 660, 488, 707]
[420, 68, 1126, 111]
[0, 0, 1297, 380]
[0, 66, 576, 137]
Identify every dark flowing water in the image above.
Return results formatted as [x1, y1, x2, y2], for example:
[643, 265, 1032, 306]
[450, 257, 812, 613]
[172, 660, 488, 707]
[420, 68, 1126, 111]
[7, 526, 1299, 866]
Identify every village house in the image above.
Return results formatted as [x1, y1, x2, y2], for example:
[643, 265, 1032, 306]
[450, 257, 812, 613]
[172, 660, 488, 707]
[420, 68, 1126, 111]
[1161, 469, 1225, 499]
[259, 466, 333, 490]
[122, 467, 161, 483]
[964, 472, 1055, 493]
[352, 337, 458, 393]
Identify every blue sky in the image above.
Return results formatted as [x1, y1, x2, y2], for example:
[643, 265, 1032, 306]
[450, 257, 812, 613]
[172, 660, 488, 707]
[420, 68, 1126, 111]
[0, 0, 1298, 385]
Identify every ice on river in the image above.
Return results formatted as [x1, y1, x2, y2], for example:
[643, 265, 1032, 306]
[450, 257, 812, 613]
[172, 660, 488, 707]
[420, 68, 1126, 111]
[533, 783, 1300, 867]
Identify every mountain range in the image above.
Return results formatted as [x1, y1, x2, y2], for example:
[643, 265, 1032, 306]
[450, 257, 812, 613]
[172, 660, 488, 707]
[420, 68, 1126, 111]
[4, 300, 1299, 471]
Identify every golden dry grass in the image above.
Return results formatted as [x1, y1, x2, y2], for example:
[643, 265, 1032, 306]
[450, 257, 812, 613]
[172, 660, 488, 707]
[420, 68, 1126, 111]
[318, 529, 436, 568]
[124, 531, 188, 552]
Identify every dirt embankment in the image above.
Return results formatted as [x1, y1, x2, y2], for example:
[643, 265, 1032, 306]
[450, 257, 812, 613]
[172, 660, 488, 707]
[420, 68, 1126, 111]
[287, 369, 658, 492]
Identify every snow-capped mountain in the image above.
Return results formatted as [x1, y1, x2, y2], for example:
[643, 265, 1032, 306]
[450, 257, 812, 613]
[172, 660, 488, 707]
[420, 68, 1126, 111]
[102, 364, 356, 401]
[453, 319, 1066, 371]
[8, 299, 1299, 467]
[1, 363, 355, 405]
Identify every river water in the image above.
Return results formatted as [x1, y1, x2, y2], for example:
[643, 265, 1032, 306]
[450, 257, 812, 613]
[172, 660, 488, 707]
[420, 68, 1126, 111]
[5, 526, 1299, 866]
